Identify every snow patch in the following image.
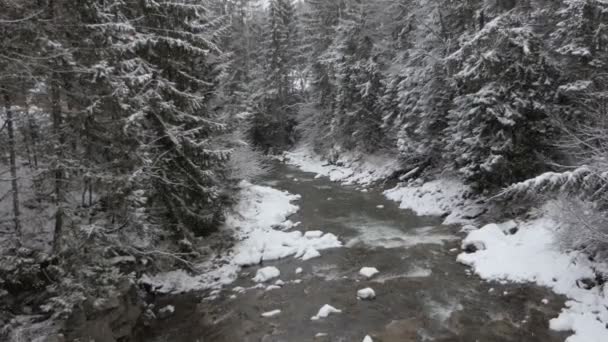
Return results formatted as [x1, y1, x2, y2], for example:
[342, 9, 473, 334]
[253, 266, 280, 283]
[359, 267, 379, 278]
[140, 181, 340, 294]
[311, 304, 342, 321]
[384, 179, 481, 223]
[458, 206, 608, 342]
[261, 309, 281, 318]
[363, 336, 373, 342]
[357, 287, 376, 300]
[284, 147, 399, 186]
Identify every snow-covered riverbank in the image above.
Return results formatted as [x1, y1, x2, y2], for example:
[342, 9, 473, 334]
[286, 146, 608, 342]
[140, 180, 341, 294]
[284, 147, 483, 224]
[459, 203, 608, 342]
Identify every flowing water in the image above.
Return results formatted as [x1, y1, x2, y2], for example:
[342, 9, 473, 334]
[138, 163, 569, 342]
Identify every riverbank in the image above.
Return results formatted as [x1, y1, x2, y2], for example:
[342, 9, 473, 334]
[137, 159, 568, 341]
[284, 146, 608, 342]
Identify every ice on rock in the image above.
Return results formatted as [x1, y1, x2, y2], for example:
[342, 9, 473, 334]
[311, 304, 342, 320]
[158, 305, 175, 319]
[359, 267, 379, 278]
[253, 266, 280, 282]
[305, 230, 324, 239]
[266, 285, 281, 291]
[261, 309, 281, 317]
[363, 336, 373, 342]
[357, 287, 376, 300]
[301, 247, 321, 260]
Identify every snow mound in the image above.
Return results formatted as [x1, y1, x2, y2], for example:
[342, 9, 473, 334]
[458, 209, 608, 342]
[284, 147, 399, 185]
[357, 287, 376, 300]
[140, 181, 340, 294]
[359, 267, 379, 278]
[384, 179, 471, 221]
[311, 304, 342, 321]
[261, 309, 281, 318]
[253, 266, 280, 283]
[363, 335, 373, 342]
[229, 181, 342, 266]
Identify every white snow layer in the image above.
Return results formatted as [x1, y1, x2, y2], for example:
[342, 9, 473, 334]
[284, 146, 399, 185]
[140, 181, 341, 294]
[253, 266, 280, 282]
[384, 179, 483, 224]
[261, 309, 281, 318]
[230, 181, 341, 266]
[285, 147, 481, 224]
[357, 287, 376, 300]
[458, 209, 608, 342]
[363, 336, 373, 342]
[359, 267, 380, 278]
[310, 304, 342, 321]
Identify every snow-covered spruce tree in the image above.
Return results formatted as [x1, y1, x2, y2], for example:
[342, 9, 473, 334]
[250, 0, 299, 152]
[444, 13, 558, 191]
[325, 0, 387, 154]
[380, 0, 477, 169]
[295, 0, 344, 152]
[214, 1, 270, 181]
[112, 1, 232, 238]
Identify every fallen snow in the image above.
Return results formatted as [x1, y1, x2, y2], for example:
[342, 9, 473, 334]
[295, 267, 303, 274]
[253, 266, 281, 282]
[261, 309, 282, 318]
[157, 305, 175, 319]
[304, 230, 324, 239]
[357, 287, 376, 300]
[140, 181, 340, 294]
[284, 146, 399, 186]
[458, 205, 608, 342]
[311, 304, 342, 321]
[229, 182, 341, 265]
[359, 267, 379, 278]
[363, 336, 373, 342]
[384, 179, 481, 223]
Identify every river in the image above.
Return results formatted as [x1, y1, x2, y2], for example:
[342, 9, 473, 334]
[138, 162, 569, 342]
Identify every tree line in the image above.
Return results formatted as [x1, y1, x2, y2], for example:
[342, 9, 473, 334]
[1, 0, 608, 336]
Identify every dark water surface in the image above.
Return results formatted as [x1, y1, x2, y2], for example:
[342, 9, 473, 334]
[139, 163, 569, 342]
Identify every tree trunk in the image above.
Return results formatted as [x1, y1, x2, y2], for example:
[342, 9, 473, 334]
[3, 89, 21, 243]
[50, 74, 64, 254]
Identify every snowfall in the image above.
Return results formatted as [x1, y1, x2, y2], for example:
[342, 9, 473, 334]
[140, 145, 608, 342]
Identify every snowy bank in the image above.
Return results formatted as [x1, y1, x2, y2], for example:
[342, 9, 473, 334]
[284, 146, 399, 186]
[284, 146, 483, 223]
[229, 182, 341, 266]
[384, 179, 484, 224]
[140, 181, 341, 294]
[458, 206, 608, 342]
